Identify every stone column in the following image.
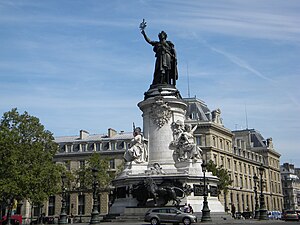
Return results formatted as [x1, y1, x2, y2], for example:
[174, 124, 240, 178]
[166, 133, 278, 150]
[138, 95, 187, 166]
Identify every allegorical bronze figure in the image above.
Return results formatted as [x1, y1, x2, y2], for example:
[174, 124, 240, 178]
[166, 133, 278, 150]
[140, 19, 178, 86]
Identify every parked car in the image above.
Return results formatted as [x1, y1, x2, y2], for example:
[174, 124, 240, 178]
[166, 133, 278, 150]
[283, 210, 299, 221]
[268, 211, 282, 220]
[0, 215, 22, 225]
[144, 207, 197, 225]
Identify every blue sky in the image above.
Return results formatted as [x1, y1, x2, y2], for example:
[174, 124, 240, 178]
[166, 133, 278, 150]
[0, 1, 299, 166]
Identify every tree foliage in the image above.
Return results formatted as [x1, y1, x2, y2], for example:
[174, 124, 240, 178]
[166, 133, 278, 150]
[0, 108, 62, 212]
[206, 160, 233, 195]
[75, 153, 113, 191]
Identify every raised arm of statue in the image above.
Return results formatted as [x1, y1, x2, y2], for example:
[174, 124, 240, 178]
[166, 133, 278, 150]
[141, 30, 155, 46]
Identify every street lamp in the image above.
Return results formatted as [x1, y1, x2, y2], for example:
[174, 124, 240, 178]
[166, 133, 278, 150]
[59, 173, 68, 224]
[89, 168, 100, 225]
[201, 161, 212, 222]
[258, 165, 268, 220]
[253, 174, 259, 219]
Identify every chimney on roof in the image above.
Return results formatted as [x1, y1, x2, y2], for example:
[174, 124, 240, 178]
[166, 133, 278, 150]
[108, 128, 117, 138]
[80, 130, 89, 139]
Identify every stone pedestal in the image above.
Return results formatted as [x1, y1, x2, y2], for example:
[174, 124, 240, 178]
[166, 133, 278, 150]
[109, 85, 224, 215]
[138, 86, 187, 167]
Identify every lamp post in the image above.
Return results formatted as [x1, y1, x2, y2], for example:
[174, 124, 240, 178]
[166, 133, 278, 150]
[253, 174, 259, 219]
[59, 173, 68, 224]
[258, 165, 268, 220]
[201, 161, 212, 222]
[89, 168, 100, 225]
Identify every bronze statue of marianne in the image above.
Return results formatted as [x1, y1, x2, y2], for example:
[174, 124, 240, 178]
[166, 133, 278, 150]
[140, 19, 178, 86]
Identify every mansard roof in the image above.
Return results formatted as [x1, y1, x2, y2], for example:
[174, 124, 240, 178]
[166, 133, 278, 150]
[55, 132, 133, 143]
[233, 128, 266, 147]
[183, 97, 211, 121]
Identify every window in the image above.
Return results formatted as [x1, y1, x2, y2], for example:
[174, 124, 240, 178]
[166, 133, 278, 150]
[213, 154, 217, 164]
[78, 194, 85, 215]
[59, 145, 65, 153]
[73, 144, 80, 152]
[66, 193, 70, 215]
[220, 139, 223, 149]
[79, 160, 85, 169]
[116, 141, 125, 150]
[240, 175, 243, 188]
[109, 159, 115, 169]
[226, 141, 230, 151]
[33, 205, 40, 217]
[48, 196, 55, 216]
[88, 143, 94, 151]
[102, 142, 109, 150]
[212, 136, 216, 147]
[227, 158, 231, 169]
[220, 157, 224, 167]
[196, 136, 202, 146]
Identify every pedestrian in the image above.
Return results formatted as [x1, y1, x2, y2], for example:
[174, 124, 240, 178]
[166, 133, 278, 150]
[183, 203, 189, 213]
[188, 204, 194, 214]
[231, 203, 236, 218]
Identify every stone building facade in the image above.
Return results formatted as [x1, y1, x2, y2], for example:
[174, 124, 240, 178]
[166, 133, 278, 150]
[184, 97, 283, 214]
[281, 163, 300, 210]
[49, 128, 133, 222]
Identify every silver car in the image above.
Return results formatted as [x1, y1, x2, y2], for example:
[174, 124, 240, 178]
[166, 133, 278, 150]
[144, 208, 197, 225]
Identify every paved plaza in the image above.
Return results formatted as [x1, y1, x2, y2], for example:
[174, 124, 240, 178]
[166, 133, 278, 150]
[62, 218, 292, 225]
[72, 220, 289, 225]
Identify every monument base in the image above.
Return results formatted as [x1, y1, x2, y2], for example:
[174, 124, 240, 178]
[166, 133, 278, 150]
[109, 85, 224, 215]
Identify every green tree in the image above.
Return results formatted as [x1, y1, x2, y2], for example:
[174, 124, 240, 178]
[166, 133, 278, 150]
[206, 160, 233, 211]
[0, 108, 62, 223]
[75, 153, 113, 191]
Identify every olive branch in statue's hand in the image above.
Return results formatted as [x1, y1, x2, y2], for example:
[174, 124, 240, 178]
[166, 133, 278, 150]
[139, 19, 147, 31]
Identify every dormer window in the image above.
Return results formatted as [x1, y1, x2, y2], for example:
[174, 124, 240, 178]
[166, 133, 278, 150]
[117, 141, 125, 150]
[88, 143, 94, 151]
[102, 142, 109, 151]
[59, 145, 65, 153]
[73, 144, 80, 152]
